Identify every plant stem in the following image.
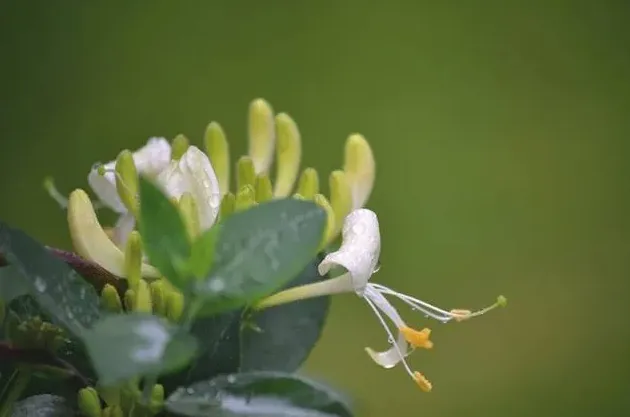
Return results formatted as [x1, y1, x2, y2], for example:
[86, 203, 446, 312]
[0, 368, 32, 417]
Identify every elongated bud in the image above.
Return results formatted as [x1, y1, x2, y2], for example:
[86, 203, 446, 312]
[124, 289, 136, 312]
[165, 290, 184, 322]
[101, 284, 123, 313]
[255, 174, 273, 203]
[204, 122, 230, 196]
[150, 280, 166, 317]
[97, 384, 121, 407]
[178, 192, 200, 240]
[135, 279, 153, 313]
[248, 98, 275, 174]
[343, 133, 375, 209]
[273, 113, 301, 197]
[235, 185, 256, 212]
[124, 231, 143, 292]
[237, 156, 256, 190]
[115, 150, 139, 217]
[297, 168, 319, 200]
[329, 170, 352, 238]
[78, 387, 102, 417]
[313, 194, 336, 250]
[171, 134, 190, 161]
[105, 405, 123, 417]
[149, 383, 165, 414]
[219, 192, 235, 221]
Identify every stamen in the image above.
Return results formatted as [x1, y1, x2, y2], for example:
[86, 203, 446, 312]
[413, 372, 433, 392]
[399, 326, 433, 350]
[43, 176, 69, 209]
[449, 309, 472, 322]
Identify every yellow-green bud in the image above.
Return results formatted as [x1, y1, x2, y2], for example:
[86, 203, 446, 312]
[101, 284, 123, 313]
[178, 192, 200, 240]
[273, 112, 301, 197]
[329, 170, 352, 239]
[343, 133, 375, 210]
[237, 156, 256, 191]
[248, 98, 275, 174]
[255, 174, 273, 203]
[124, 289, 136, 312]
[219, 192, 235, 221]
[124, 231, 143, 293]
[135, 279, 153, 313]
[104, 405, 123, 417]
[297, 168, 319, 200]
[171, 134, 190, 161]
[115, 150, 139, 217]
[149, 383, 165, 414]
[165, 290, 184, 322]
[78, 387, 102, 417]
[204, 122, 230, 196]
[235, 185, 256, 212]
[97, 383, 121, 407]
[149, 280, 166, 317]
[313, 194, 335, 250]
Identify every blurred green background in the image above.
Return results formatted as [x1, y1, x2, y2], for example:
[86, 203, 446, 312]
[2, 1, 630, 416]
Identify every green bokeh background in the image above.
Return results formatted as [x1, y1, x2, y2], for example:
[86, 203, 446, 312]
[2, 1, 629, 416]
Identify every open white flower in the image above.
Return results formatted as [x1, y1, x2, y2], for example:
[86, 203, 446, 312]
[87, 137, 172, 246]
[257, 208, 505, 391]
[156, 145, 222, 232]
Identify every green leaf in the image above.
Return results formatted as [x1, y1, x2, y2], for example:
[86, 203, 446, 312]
[138, 176, 191, 289]
[0, 266, 29, 303]
[83, 313, 198, 385]
[165, 371, 353, 417]
[9, 394, 72, 417]
[194, 199, 326, 315]
[160, 310, 241, 393]
[0, 222, 101, 337]
[240, 254, 330, 372]
[187, 225, 221, 279]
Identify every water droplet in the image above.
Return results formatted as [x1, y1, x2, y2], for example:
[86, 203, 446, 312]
[387, 337, 394, 344]
[34, 277, 47, 292]
[186, 387, 194, 394]
[226, 374, 236, 384]
[208, 278, 225, 293]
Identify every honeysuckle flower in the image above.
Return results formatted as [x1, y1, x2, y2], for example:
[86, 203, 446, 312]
[256, 208, 506, 391]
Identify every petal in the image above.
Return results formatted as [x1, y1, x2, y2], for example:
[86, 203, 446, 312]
[363, 287, 411, 369]
[317, 208, 380, 294]
[88, 162, 125, 213]
[112, 212, 136, 249]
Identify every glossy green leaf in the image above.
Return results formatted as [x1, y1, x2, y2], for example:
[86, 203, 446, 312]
[194, 199, 326, 315]
[187, 225, 221, 279]
[138, 176, 191, 289]
[83, 313, 198, 385]
[9, 394, 72, 417]
[0, 222, 101, 337]
[165, 371, 353, 417]
[0, 266, 29, 303]
[240, 254, 330, 372]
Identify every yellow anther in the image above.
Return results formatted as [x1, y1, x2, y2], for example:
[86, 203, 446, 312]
[178, 192, 200, 240]
[497, 295, 507, 307]
[313, 194, 335, 250]
[248, 98, 276, 174]
[171, 134, 190, 161]
[343, 133, 375, 210]
[274, 113, 301, 197]
[255, 174, 273, 203]
[124, 231, 143, 292]
[329, 170, 352, 238]
[235, 185, 256, 212]
[400, 326, 433, 349]
[450, 309, 472, 322]
[204, 122, 230, 196]
[413, 371, 433, 393]
[297, 167, 319, 200]
[219, 192, 235, 221]
[237, 156, 256, 190]
[115, 150, 139, 216]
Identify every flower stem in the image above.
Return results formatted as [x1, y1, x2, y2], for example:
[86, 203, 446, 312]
[254, 273, 354, 310]
[0, 368, 32, 417]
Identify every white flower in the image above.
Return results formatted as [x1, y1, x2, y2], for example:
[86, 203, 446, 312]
[258, 208, 505, 391]
[156, 146, 222, 231]
[87, 137, 172, 246]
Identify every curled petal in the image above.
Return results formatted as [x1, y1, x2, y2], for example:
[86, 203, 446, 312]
[318, 208, 380, 293]
[67, 189, 160, 279]
[157, 146, 221, 231]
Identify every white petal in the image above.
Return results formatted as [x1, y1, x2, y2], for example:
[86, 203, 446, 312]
[363, 287, 411, 369]
[157, 146, 221, 231]
[317, 208, 380, 294]
[112, 212, 136, 248]
[87, 137, 172, 213]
